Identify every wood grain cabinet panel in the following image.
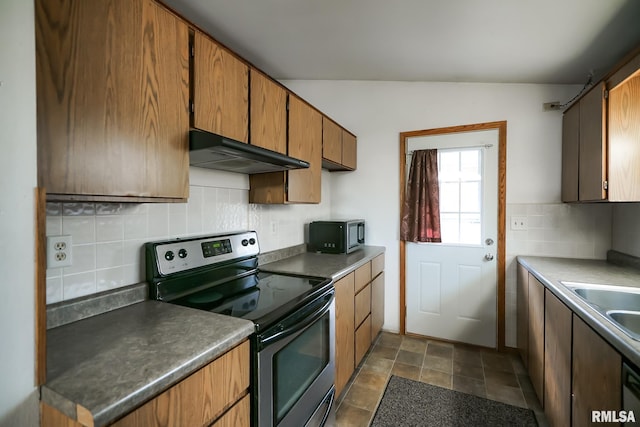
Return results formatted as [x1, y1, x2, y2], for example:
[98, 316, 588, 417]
[355, 284, 371, 327]
[211, 394, 250, 427]
[341, 131, 357, 170]
[572, 315, 621, 426]
[578, 83, 607, 201]
[609, 68, 640, 201]
[35, 0, 190, 201]
[354, 262, 372, 293]
[528, 273, 545, 406]
[250, 69, 287, 154]
[561, 104, 580, 202]
[516, 262, 529, 368]
[371, 272, 385, 342]
[322, 117, 343, 165]
[355, 315, 372, 367]
[335, 273, 355, 397]
[193, 30, 248, 144]
[287, 95, 322, 203]
[544, 290, 572, 427]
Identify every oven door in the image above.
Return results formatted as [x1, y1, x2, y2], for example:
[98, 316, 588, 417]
[257, 287, 335, 427]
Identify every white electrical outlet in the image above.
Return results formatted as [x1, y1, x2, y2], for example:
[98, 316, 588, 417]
[511, 216, 528, 230]
[47, 235, 73, 268]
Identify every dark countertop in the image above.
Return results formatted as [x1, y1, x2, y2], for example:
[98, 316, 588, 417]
[260, 246, 386, 280]
[42, 300, 254, 427]
[517, 256, 640, 368]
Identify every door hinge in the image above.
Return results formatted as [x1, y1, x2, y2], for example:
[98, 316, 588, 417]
[190, 44, 195, 58]
[604, 90, 609, 100]
[603, 180, 608, 190]
[190, 101, 194, 114]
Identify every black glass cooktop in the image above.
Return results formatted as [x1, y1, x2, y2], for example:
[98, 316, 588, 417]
[171, 272, 332, 331]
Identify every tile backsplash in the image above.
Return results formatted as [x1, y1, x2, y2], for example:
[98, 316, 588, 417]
[46, 169, 332, 304]
[504, 202, 613, 347]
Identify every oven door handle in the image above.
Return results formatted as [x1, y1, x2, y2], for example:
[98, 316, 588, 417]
[260, 291, 334, 347]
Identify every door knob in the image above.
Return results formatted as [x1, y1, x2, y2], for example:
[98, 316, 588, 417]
[485, 238, 494, 246]
[484, 253, 494, 261]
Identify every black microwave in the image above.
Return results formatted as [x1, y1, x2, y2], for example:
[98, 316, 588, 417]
[308, 220, 365, 254]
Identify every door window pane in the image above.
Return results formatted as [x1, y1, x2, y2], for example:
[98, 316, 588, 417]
[438, 148, 483, 245]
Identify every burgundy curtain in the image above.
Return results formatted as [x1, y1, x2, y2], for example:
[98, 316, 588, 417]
[400, 149, 441, 242]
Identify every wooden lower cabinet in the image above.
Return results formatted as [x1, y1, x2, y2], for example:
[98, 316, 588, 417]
[334, 255, 386, 397]
[528, 273, 545, 405]
[544, 290, 572, 427]
[516, 263, 529, 368]
[335, 273, 355, 397]
[41, 341, 250, 427]
[572, 316, 621, 427]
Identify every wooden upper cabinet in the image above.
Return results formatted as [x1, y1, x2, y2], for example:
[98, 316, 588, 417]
[578, 83, 607, 201]
[193, 31, 248, 143]
[250, 69, 287, 154]
[321, 117, 357, 171]
[35, 0, 190, 201]
[322, 117, 343, 164]
[342, 131, 357, 170]
[561, 104, 580, 202]
[288, 95, 322, 203]
[609, 67, 640, 201]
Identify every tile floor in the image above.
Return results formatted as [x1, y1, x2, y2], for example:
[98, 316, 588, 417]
[334, 332, 549, 427]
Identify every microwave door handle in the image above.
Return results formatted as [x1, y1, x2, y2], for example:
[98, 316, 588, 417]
[358, 223, 365, 243]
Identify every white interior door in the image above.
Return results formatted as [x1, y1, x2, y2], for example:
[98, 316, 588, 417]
[405, 129, 498, 348]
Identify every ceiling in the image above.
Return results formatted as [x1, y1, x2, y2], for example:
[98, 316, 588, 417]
[163, 0, 640, 84]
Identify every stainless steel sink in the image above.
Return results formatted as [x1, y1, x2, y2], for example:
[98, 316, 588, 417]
[560, 281, 640, 340]
[607, 310, 640, 340]
[560, 282, 640, 311]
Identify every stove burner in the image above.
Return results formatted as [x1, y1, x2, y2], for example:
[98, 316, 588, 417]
[186, 290, 224, 305]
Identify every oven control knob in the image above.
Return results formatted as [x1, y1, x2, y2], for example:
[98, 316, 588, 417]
[241, 239, 249, 246]
[178, 249, 188, 259]
[249, 238, 256, 245]
[164, 251, 175, 261]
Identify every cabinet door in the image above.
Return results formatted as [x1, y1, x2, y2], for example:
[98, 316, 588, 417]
[528, 273, 545, 405]
[572, 315, 621, 426]
[193, 31, 248, 143]
[342, 131, 357, 170]
[354, 262, 372, 293]
[354, 284, 371, 328]
[250, 69, 287, 154]
[335, 273, 355, 397]
[516, 263, 529, 368]
[322, 117, 343, 165]
[36, 0, 189, 200]
[609, 68, 640, 201]
[578, 82, 607, 201]
[371, 272, 385, 341]
[211, 394, 250, 427]
[561, 104, 580, 202]
[287, 95, 322, 203]
[355, 315, 372, 367]
[544, 290, 571, 427]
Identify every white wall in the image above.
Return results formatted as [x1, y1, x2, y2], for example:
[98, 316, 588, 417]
[282, 80, 612, 343]
[0, 0, 40, 425]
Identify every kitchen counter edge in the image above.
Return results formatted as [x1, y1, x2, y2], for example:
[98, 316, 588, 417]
[42, 301, 254, 427]
[517, 256, 640, 368]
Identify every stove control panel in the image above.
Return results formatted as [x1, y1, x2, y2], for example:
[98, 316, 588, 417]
[152, 231, 259, 276]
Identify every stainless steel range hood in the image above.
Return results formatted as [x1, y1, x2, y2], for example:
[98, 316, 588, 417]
[189, 129, 310, 174]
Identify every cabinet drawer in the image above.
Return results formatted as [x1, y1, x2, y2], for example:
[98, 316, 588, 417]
[355, 315, 372, 366]
[372, 254, 384, 279]
[112, 340, 249, 427]
[354, 262, 371, 293]
[355, 284, 371, 327]
[211, 394, 250, 427]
